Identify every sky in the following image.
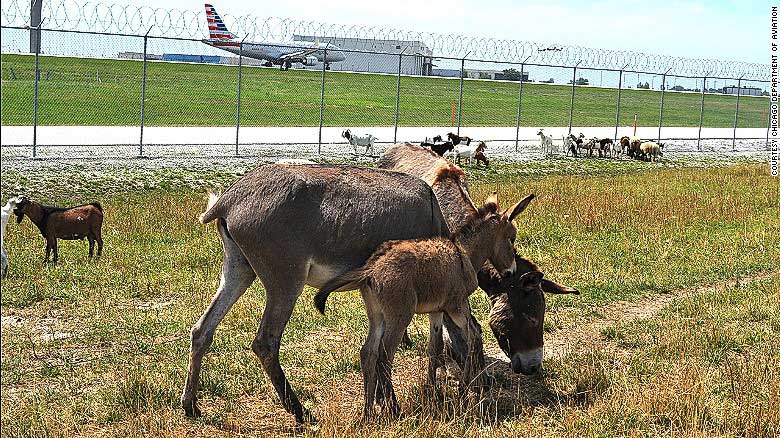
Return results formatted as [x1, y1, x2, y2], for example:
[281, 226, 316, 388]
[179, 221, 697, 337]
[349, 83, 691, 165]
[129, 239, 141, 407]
[119, 0, 767, 64]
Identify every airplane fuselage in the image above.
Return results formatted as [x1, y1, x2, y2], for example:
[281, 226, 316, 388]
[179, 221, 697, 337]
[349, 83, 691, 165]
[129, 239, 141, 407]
[204, 40, 346, 65]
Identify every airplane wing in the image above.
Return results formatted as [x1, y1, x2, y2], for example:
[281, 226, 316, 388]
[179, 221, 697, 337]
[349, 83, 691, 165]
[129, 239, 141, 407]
[278, 47, 319, 62]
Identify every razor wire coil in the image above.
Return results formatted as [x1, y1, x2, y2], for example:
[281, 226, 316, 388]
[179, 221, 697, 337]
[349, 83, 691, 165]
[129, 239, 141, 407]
[1, 0, 768, 80]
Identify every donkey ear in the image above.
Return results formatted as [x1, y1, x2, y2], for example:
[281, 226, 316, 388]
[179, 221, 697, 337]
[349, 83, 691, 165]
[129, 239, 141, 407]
[477, 264, 502, 296]
[504, 194, 535, 222]
[541, 279, 580, 295]
[484, 192, 499, 213]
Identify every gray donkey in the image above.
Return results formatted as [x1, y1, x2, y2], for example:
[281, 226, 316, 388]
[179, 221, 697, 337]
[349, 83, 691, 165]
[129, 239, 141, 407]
[183, 164, 452, 423]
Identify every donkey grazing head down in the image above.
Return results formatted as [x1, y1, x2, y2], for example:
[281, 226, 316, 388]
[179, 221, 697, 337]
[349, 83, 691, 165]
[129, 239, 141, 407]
[478, 256, 579, 375]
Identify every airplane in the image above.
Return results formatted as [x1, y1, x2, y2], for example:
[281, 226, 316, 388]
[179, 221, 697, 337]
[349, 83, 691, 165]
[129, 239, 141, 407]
[202, 4, 346, 70]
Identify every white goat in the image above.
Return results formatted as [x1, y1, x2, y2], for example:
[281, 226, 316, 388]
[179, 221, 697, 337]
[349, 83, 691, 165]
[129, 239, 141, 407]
[342, 129, 377, 156]
[452, 141, 487, 166]
[1, 196, 23, 278]
[640, 141, 664, 162]
[537, 129, 554, 155]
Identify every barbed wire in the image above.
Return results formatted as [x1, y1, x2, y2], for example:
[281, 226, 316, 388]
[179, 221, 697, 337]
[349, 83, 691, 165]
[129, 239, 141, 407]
[1, 0, 768, 80]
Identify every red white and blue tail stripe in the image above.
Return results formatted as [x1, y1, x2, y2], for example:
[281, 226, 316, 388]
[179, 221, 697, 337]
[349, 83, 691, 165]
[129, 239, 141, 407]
[205, 4, 237, 40]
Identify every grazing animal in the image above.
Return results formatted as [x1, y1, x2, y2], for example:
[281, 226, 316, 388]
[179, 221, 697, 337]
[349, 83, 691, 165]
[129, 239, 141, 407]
[640, 141, 664, 162]
[453, 141, 487, 166]
[598, 138, 615, 158]
[315, 192, 535, 418]
[342, 129, 377, 156]
[184, 163, 453, 423]
[13, 197, 104, 265]
[577, 136, 598, 157]
[627, 136, 643, 159]
[474, 148, 489, 167]
[477, 255, 579, 375]
[430, 140, 455, 157]
[537, 129, 554, 155]
[563, 134, 578, 157]
[378, 144, 576, 376]
[1, 196, 23, 278]
[446, 132, 472, 146]
[619, 136, 631, 155]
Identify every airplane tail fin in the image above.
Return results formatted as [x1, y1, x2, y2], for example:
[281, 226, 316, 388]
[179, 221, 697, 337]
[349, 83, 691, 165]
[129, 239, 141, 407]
[205, 4, 238, 40]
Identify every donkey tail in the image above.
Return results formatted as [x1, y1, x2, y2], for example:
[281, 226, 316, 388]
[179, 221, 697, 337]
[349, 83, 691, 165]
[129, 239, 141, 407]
[90, 202, 103, 212]
[314, 270, 368, 315]
[199, 188, 222, 224]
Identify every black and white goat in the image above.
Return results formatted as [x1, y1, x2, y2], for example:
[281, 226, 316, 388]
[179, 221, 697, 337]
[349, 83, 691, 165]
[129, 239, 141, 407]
[342, 129, 377, 156]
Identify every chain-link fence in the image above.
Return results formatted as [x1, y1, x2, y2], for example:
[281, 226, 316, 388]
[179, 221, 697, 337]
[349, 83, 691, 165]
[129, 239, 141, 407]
[0, 25, 771, 159]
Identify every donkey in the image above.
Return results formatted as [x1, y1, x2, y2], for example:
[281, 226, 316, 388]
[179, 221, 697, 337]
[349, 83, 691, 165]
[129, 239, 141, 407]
[315, 192, 534, 418]
[13, 197, 104, 265]
[378, 143, 578, 375]
[477, 255, 578, 375]
[184, 164, 452, 423]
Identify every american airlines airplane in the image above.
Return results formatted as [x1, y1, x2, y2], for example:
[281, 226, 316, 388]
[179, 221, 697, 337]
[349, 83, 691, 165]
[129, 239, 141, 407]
[202, 4, 346, 70]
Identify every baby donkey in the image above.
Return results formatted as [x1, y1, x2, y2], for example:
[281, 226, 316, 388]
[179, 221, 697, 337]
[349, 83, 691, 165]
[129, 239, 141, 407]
[315, 192, 535, 418]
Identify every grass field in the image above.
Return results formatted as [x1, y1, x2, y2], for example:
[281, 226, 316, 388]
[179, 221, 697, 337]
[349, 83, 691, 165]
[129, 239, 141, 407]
[1, 159, 778, 436]
[0, 53, 770, 128]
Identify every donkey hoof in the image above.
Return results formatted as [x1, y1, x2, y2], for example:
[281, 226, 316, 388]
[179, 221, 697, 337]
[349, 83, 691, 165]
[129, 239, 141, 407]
[295, 407, 316, 424]
[182, 399, 202, 417]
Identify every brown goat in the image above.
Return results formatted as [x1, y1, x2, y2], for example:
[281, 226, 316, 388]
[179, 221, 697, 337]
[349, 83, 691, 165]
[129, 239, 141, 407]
[14, 197, 104, 265]
[447, 132, 473, 146]
[315, 192, 535, 418]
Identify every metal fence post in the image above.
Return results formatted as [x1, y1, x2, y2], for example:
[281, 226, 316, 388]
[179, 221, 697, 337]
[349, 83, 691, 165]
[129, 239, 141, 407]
[318, 46, 327, 156]
[697, 75, 708, 151]
[235, 35, 248, 157]
[456, 56, 467, 135]
[732, 76, 743, 152]
[393, 49, 406, 144]
[31, 23, 41, 158]
[614, 64, 628, 142]
[139, 26, 152, 157]
[568, 61, 581, 135]
[657, 67, 671, 143]
[514, 56, 531, 151]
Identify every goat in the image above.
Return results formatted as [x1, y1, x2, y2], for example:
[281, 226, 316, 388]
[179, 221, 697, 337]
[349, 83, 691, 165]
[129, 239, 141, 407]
[315, 193, 535, 418]
[13, 197, 104, 265]
[342, 129, 377, 156]
[627, 136, 643, 159]
[598, 138, 615, 158]
[474, 148, 489, 167]
[537, 129, 554, 155]
[619, 136, 630, 155]
[421, 136, 455, 157]
[1, 196, 23, 278]
[563, 134, 578, 157]
[640, 141, 664, 162]
[446, 132, 472, 146]
[453, 141, 487, 166]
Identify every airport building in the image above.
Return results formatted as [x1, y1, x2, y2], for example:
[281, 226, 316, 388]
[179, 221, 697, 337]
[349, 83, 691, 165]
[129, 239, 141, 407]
[292, 35, 434, 76]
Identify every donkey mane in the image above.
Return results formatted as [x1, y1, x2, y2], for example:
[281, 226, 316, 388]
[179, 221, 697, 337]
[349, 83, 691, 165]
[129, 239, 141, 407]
[450, 204, 496, 241]
[432, 163, 466, 185]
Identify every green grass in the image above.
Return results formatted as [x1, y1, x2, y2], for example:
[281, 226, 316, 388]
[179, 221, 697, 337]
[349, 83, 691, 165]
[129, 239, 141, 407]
[1, 160, 778, 436]
[1, 53, 770, 128]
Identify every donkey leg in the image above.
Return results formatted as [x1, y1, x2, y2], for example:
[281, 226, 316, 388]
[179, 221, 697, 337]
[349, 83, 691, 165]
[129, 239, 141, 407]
[87, 235, 95, 258]
[446, 307, 487, 392]
[96, 231, 104, 257]
[181, 228, 256, 418]
[360, 295, 384, 419]
[43, 241, 51, 265]
[51, 240, 59, 266]
[427, 312, 444, 386]
[251, 277, 312, 424]
[375, 313, 413, 417]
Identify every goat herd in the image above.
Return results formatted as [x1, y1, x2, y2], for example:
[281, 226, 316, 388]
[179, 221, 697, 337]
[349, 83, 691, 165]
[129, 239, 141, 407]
[344, 128, 665, 166]
[2, 143, 584, 425]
